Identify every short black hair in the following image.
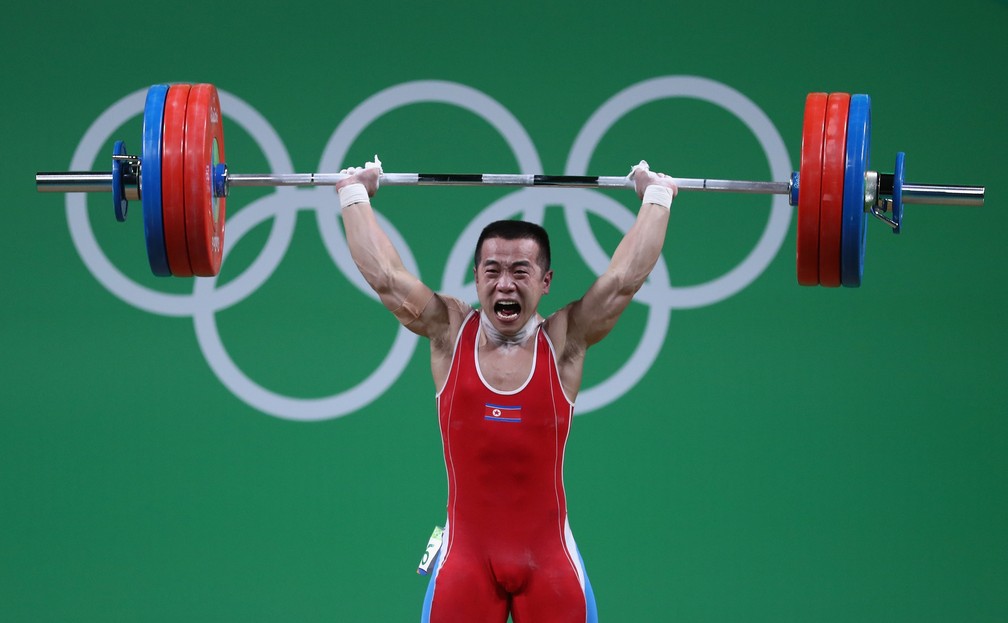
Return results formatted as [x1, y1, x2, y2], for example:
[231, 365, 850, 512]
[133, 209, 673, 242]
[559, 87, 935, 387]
[474, 220, 551, 273]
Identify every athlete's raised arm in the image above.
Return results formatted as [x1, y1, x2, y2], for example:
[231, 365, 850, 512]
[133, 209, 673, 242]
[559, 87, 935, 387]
[334, 159, 458, 342]
[548, 161, 677, 382]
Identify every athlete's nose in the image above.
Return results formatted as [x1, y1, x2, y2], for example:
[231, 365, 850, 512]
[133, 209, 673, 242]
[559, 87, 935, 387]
[496, 274, 516, 292]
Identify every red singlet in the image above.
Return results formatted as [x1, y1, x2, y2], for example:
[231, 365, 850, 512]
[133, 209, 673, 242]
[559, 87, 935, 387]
[424, 310, 594, 623]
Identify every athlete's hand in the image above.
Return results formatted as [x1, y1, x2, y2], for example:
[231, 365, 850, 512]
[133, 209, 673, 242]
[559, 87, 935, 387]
[335, 155, 383, 197]
[629, 159, 678, 201]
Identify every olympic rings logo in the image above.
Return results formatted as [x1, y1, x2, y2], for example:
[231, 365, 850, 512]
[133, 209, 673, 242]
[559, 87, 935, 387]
[65, 76, 792, 422]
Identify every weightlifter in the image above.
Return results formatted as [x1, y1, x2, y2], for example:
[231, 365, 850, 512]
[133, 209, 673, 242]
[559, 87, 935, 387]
[335, 157, 677, 623]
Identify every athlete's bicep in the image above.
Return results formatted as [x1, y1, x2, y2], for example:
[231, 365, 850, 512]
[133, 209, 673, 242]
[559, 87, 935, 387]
[382, 275, 454, 340]
[564, 271, 635, 349]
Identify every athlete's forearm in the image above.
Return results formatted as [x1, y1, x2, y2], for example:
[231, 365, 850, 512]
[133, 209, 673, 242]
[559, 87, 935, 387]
[340, 200, 409, 297]
[604, 199, 670, 296]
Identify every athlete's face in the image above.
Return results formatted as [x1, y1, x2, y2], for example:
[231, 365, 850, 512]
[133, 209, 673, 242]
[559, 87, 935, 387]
[474, 237, 553, 335]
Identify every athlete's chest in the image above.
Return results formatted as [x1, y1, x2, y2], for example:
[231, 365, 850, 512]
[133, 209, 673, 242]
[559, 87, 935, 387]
[476, 342, 536, 392]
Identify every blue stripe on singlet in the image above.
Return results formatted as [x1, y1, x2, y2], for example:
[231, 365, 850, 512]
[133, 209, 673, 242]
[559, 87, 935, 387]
[577, 548, 599, 623]
[420, 544, 443, 622]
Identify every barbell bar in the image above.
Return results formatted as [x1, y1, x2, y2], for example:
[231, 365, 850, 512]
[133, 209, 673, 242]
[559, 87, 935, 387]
[35, 83, 986, 286]
[34, 169, 979, 203]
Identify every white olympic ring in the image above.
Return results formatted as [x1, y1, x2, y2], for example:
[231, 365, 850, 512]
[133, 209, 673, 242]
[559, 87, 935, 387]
[65, 77, 792, 421]
[565, 76, 792, 308]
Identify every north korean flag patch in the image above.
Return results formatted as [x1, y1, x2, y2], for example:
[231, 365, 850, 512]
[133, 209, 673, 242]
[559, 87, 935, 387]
[484, 403, 522, 423]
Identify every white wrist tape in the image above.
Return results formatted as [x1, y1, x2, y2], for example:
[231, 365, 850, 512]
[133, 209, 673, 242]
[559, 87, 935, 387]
[642, 184, 673, 209]
[338, 183, 370, 209]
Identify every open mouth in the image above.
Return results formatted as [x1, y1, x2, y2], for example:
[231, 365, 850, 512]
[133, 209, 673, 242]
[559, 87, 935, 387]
[494, 300, 521, 321]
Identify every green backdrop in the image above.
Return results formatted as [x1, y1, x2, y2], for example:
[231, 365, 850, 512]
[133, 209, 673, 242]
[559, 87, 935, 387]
[2, 1, 1005, 621]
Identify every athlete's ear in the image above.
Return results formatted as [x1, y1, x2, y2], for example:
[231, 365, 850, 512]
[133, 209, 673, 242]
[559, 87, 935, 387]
[542, 269, 553, 294]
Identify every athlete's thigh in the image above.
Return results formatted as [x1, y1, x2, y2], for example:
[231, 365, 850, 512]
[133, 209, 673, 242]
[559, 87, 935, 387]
[509, 564, 587, 623]
[425, 556, 510, 623]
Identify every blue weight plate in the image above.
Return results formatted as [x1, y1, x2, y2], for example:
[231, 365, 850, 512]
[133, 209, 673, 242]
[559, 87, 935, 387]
[112, 140, 127, 222]
[892, 151, 905, 234]
[841, 94, 871, 287]
[142, 84, 171, 276]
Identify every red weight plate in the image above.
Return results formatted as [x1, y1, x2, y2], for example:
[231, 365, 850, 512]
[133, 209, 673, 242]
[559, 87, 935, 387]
[796, 93, 828, 286]
[162, 84, 193, 277]
[818, 93, 850, 288]
[183, 83, 227, 277]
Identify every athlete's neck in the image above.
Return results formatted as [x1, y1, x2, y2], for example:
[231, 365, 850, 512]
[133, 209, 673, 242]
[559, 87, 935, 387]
[480, 310, 540, 347]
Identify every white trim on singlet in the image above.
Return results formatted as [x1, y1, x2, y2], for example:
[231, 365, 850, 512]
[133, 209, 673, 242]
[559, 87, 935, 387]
[474, 311, 540, 396]
[539, 328, 576, 408]
[433, 311, 476, 567]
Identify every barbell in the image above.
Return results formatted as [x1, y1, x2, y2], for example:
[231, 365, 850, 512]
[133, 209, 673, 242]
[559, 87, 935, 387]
[35, 83, 986, 286]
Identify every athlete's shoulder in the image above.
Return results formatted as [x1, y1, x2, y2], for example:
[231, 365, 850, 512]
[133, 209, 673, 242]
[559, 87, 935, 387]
[542, 306, 582, 362]
[430, 295, 475, 351]
[438, 294, 474, 319]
